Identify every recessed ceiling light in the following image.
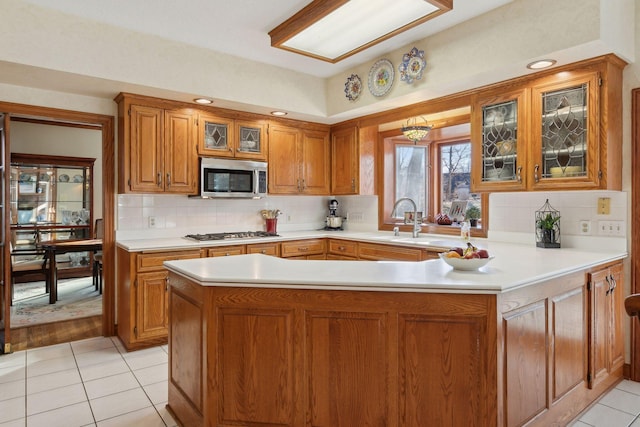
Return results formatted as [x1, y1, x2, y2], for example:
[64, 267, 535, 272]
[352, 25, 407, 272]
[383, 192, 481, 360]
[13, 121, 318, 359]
[269, 0, 452, 63]
[270, 111, 288, 117]
[194, 98, 213, 105]
[526, 59, 557, 70]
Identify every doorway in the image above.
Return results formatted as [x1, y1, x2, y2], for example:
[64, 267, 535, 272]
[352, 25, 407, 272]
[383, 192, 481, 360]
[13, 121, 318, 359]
[0, 102, 114, 353]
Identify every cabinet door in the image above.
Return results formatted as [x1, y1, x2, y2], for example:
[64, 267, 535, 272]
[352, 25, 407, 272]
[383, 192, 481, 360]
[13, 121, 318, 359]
[247, 242, 280, 257]
[300, 130, 330, 195]
[530, 73, 600, 190]
[268, 125, 301, 194]
[608, 263, 624, 372]
[130, 105, 164, 193]
[331, 126, 359, 194]
[588, 263, 623, 388]
[207, 245, 246, 257]
[164, 109, 197, 194]
[471, 88, 528, 192]
[197, 113, 235, 158]
[235, 120, 268, 160]
[136, 271, 169, 340]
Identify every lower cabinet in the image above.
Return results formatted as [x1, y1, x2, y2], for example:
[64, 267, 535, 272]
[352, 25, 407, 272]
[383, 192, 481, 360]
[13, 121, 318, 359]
[499, 260, 624, 427]
[167, 273, 496, 427]
[588, 262, 624, 388]
[280, 239, 326, 259]
[116, 247, 202, 351]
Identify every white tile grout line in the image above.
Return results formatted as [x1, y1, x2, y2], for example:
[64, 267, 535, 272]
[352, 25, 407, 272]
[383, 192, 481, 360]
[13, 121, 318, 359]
[4, 338, 173, 426]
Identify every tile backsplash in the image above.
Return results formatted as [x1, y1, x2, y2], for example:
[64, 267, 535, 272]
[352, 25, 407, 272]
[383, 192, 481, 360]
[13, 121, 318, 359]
[117, 191, 627, 250]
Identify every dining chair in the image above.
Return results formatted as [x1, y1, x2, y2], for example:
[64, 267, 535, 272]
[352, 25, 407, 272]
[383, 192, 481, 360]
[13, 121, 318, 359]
[93, 218, 103, 293]
[625, 293, 640, 320]
[10, 242, 50, 305]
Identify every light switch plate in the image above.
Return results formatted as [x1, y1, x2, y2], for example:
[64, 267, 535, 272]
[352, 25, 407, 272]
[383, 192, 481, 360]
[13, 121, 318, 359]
[597, 197, 611, 215]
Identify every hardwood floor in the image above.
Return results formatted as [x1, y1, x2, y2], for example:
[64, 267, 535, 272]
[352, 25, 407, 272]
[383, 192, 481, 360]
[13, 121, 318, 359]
[6, 314, 102, 352]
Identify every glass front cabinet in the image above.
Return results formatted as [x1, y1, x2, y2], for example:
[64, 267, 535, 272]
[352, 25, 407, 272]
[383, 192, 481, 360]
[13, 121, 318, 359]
[471, 70, 602, 192]
[10, 153, 94, 273]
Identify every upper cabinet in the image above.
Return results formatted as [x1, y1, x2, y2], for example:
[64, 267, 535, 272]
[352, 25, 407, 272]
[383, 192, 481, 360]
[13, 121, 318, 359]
[471, 56, 624, 192]
[197, 113, 268, 161]
[331, 126, 359, 195]
[116, 94, 197, 194]
[268, 123, 330, 195]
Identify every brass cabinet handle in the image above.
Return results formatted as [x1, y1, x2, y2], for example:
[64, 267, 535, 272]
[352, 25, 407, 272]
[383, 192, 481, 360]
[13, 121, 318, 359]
[167, 173, 171, 187]
[516, 166, 522, 183]
[534, 164, 540, 183]
[157, 172, 162, 187]
[605, 275, 612, 295]
[351, 178, 356, 192]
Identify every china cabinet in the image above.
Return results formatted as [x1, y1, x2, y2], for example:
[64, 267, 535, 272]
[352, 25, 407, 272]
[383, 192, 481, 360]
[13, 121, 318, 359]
[268, 124, 330, 195]
[471, 56, 624, 192]
[197, 112, 268, 161]
[10, 153, 94, 276]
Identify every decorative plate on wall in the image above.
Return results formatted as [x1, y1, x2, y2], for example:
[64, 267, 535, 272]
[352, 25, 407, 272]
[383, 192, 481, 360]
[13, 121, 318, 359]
[398, 47, 426, 84]
[344, 74, 362, 101]
[368, 59, 394, 97]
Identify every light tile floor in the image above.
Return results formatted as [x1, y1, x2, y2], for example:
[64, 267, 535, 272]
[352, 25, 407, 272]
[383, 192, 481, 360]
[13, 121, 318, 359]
[570, 379, 640, 426]
[0, 337, 176, 427]
[2, 336, 640, 426]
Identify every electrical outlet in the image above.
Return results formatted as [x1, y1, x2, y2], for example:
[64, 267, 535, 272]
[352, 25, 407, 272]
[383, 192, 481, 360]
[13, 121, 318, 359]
[148, 216, 156, 228]
[579, 220, 591, 235]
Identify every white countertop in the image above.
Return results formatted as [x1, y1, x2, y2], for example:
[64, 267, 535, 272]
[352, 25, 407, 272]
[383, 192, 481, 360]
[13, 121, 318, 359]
[161, 233, 627, 294]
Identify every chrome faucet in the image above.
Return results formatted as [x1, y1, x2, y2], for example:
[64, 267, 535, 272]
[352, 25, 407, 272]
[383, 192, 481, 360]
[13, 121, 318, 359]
[391, 197, 421, 238]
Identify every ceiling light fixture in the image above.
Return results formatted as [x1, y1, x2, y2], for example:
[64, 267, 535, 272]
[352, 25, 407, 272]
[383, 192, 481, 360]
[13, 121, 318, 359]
[402, 117, 432, 144]
[526, 59, 557, 70]
[194, 98, 213, 105]
[269, 0, 452, 63]
[270, 111, 288, 116]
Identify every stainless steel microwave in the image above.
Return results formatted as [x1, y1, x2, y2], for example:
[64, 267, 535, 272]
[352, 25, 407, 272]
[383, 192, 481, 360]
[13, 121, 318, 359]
[198, 158, 267, 198]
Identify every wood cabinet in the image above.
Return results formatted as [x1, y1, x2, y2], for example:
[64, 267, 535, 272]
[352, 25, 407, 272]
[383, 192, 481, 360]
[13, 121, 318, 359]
[167, 273, 496, 427]
[247, 242, 281, 257]
[326, 238, 358, 259]
[471, 56, 624, 192]
[268, 124, 330, 195]
[280, 239, 326, 259]
[331, 126, 359, 194]
[358, 241, 432, 261]
[588, 262, 624, 389]
[116, 247, 202, 351]
[197, 112, 268, 161]
[207, 245, 246, 258]
[116, 94, 198, 194]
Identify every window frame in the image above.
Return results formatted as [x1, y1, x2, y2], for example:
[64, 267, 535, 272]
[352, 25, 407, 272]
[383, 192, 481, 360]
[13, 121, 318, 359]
[378, 123, 488, 238]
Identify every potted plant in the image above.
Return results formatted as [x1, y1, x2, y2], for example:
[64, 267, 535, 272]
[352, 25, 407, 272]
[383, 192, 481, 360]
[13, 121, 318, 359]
[465, 205, 481, 227]
[536, 213, 561, 247]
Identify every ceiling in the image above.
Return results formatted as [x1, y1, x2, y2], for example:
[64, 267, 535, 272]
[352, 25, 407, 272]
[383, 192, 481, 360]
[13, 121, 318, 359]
[19, 0, 511, 79]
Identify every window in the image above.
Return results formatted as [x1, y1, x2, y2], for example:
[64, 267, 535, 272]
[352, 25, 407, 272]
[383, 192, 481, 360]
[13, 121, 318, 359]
[381, 123, 487, 236]
[394, 145, 428, 218]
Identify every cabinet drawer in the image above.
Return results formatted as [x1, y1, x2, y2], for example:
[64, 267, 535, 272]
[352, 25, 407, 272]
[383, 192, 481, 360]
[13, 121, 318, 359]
[247, 242, 281, 257]
[208, 245, 246, 257]
[281, 239, 326, 258]
[137, 249, 202, 272]
[358, 243, 423, 261]
[327, 239, 358, 258]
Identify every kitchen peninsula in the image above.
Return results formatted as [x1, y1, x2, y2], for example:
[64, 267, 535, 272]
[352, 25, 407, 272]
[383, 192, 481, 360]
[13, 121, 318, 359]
[161, 239, 626, 427]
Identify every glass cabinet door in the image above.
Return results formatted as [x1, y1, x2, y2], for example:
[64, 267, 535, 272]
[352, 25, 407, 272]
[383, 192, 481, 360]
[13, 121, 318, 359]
[531, 73, 599, 189]
[197, 113, 235, 158]
[471, 88, 528, 191]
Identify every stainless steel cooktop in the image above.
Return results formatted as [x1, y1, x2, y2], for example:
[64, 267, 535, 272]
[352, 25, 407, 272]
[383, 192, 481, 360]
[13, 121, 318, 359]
[184, 231, 279, 241]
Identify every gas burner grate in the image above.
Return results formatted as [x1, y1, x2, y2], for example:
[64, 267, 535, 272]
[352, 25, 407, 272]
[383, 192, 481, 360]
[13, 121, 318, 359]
[184, 231, 279, 241]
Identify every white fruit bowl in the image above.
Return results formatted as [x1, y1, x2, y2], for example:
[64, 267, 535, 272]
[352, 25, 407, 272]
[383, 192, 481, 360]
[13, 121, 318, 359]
[439, 253, 494, 271]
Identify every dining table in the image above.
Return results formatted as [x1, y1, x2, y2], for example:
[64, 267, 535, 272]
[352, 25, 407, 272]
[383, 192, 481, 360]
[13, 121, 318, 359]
[38, 238, 103, 304]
